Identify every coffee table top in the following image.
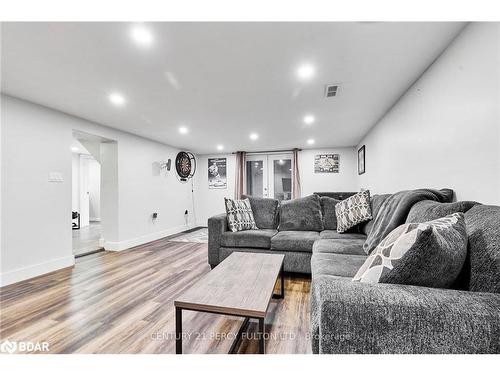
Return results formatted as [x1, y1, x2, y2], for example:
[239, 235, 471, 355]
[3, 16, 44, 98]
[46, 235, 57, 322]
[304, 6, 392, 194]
[174, 252, 284, 318]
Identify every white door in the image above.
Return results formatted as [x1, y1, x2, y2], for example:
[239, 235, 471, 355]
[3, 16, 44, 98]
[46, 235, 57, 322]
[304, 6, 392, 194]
[245, 153, 293, 201]
[245, 155, 268, 197]
[79, 155, 90, 227]
[268, 153, 292, 202]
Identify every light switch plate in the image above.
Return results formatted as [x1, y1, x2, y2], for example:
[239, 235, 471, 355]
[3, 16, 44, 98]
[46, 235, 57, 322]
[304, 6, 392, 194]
[48, 172, 64, 183]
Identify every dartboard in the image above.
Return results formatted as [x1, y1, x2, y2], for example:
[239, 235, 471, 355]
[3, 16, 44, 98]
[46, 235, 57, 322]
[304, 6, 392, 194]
[175, 151, 193, 179]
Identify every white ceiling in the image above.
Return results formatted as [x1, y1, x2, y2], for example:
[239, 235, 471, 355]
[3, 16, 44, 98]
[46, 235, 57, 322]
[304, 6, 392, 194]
[1, 22, 465, 154]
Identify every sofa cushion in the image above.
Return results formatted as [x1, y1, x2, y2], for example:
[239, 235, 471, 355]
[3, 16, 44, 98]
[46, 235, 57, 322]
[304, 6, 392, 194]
[221, 229, 277, 249]
[242, 195, 279, 229]
[464, 205, 500, 293]
[320, 230, 367, 240]
[313, 239, 366, 256]
[311, 253, 368, 278]
[271, 230, 320, 253]
[278, 194, 324, 231]
[360, 194, 391, 235]
[406, 200, 479, 224]
[224, 198, 258, 232]
[353, 213, 467, 288]
[335, 190, 372, 233]
[319, 196, 340, 230]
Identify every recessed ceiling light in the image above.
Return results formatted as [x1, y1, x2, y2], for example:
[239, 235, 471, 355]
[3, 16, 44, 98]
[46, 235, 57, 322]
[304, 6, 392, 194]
[179, 126, 188, 134]
[303, 115, 315, 125]
[217, 145, 224, 151]
[71, 147, 79, 152]
[297, 64, 315, 80]
[307, 138, 315, 145]
[109, 92, 126, 106]
[250, 133, 259, 141]
[130, 25, 154, 47]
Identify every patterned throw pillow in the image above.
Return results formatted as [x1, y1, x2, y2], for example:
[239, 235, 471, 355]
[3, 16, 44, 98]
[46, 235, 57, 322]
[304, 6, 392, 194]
[224, 198, 258, 232]
[335, 190, 372, 233]
[353, 213, 467, 288]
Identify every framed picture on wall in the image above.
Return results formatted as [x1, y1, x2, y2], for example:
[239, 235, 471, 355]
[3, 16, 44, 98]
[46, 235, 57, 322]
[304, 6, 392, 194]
[314, 154, 339, 173]
[358, 145, 366, 175]
[208, 158, 227, 189]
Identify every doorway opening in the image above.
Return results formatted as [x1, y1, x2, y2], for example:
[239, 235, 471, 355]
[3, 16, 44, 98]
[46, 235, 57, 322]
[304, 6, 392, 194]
[246, 153, 293, 202]
[71, 131, 116, 256]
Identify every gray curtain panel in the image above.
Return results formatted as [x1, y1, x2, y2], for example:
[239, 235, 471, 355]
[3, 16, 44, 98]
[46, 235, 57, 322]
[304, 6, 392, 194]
[292, 148, 301, 199]
[234, 151, 246, 199]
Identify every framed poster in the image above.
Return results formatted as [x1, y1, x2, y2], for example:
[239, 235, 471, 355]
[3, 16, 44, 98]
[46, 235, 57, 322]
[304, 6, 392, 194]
[314, 154, 339, 173]
[358, 145, 366, 175]
[208, 158, 227, 189]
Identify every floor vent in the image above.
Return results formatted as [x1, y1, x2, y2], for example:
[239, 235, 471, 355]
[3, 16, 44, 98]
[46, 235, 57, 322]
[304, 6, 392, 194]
[325, 84, 339, 98]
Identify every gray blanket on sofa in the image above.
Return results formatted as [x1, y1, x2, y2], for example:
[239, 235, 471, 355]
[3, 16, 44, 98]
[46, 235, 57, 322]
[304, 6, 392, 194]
[363, 188, 454, 254]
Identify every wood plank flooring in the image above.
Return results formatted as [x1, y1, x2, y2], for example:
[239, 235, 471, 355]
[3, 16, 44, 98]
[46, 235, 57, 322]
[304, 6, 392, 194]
[0, 237, 311, 354]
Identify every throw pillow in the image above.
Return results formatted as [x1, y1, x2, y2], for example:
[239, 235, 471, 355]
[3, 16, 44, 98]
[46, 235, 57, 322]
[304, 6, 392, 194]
[406, 200, 479, 224]
[224, 198, 258, 232]
[320, 196, 340, 230]
[353, 213, 467, 288]
[242, 195, 279, 229]
[335, 190, 372, 233]
[278, 194, 324, 231]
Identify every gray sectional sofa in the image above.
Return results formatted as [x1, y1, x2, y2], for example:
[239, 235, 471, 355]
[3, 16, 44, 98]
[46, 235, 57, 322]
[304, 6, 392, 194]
[207, 190, 500, 354]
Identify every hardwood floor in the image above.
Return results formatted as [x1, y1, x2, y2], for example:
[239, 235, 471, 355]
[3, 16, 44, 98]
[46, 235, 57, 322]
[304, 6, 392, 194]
[72, 221, 103, 256]
[0, 237, 312, 354]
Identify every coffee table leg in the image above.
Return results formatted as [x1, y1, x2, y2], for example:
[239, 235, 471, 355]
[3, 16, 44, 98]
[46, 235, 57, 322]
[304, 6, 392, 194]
[280, 263, 285, 298]
[258, 317, 265, 354]
[175, 307, 182, 354]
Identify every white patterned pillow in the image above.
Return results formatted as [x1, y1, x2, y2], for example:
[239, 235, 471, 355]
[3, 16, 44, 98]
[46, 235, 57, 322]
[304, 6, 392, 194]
[335, 190, 372, 233]
[224, 198, 258, 232]
[353, 213, 467, 288]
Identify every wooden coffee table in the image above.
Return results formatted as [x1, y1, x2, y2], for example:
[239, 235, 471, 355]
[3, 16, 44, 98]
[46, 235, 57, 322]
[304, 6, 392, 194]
[174, 252, 285, 354]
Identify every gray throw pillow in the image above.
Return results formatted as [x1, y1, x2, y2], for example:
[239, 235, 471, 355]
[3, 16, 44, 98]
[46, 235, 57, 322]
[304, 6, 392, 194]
[335, 190, 372, 233]
[406, 200, 479, 223]
[224, 198, 258, 232]
[278, 194, 324, 231]
[353, 213, 467, 288]
[242, 195, 279, 229]
[320, 196, 340, 230]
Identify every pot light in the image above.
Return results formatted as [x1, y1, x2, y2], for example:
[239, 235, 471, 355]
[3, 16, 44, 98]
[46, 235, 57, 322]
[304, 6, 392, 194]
[71, 147, 79, 152]
[307, 138, 315, 145]
[179, 126, 188, 134]
[249, 133, 259, 141]
[109, 93, 126, 106]
[303, 115, 315, 125]
[297, 64, 315, 80]
[130, 25, 154, 47]
[217, 145, 224, 151]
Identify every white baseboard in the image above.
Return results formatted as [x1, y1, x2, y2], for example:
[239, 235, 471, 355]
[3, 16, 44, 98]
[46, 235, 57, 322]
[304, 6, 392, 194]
[103, 224, 190, 252]
[0, 255, 75, 287]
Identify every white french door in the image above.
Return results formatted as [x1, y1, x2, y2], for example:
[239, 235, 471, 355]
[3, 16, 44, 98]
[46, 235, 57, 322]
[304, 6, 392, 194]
[245, 153, 293, 202]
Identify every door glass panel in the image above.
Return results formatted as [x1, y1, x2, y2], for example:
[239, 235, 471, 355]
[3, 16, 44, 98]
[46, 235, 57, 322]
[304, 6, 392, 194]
[246, 160, 264, 197]
[273, 159, 292, 202]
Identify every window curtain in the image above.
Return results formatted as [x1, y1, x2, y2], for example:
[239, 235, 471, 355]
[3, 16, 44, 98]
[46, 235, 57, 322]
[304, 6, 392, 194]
[234, 151, 246, 199]
[292, 148, 301, 199]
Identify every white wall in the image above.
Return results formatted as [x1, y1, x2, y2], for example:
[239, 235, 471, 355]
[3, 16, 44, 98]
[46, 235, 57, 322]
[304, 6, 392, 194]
[195, 148, 358, 225]
[1, 95, 196, 285]
[88, 157, 101, 221]
[195, 153, 236, 225]
[299, 148, 358, 196]
[71, 153, 80, 213]
[357, 23, 500, 204]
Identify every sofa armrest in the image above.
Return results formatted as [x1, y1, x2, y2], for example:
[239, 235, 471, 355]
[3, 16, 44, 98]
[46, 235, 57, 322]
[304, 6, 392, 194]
[207, 213, 228, 266]
[311, 276, 500, 354]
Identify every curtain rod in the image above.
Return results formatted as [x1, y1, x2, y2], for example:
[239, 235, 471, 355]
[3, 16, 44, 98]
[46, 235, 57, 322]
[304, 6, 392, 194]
[232, 148, 302, 155]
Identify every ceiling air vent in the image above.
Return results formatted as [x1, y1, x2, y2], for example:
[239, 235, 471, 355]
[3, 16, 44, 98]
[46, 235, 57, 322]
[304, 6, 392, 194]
[325, 84, 339, 98]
